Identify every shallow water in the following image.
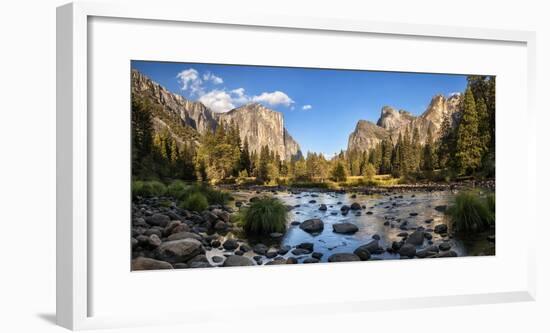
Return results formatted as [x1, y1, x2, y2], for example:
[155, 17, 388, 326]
[222, 189, 468, 263]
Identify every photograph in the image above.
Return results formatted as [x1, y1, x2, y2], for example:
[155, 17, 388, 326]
[130, 60, 496, 270]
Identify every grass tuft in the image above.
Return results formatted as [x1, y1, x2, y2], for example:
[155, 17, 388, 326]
[239, 197, 288, 235]
[447, 191, 495, 234]
[132, 180, 166, 197]
[179, 192, 208, 212]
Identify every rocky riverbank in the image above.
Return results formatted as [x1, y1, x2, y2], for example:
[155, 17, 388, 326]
[131, 188, 494, 270]
[219, 179, 495, 195]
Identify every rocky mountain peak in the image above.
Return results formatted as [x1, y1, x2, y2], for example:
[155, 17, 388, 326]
[348, 93, 462, 152]
[377, 106, 415, 130]
[132, 69, 301, 161]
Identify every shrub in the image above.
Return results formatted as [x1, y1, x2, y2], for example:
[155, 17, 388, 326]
[132, 180, 166, 197]
[240, 197, 288, 235]
[447, 191, 494, 234]
[166, 180, 187, 199]
[178, 183, 230, 206]
[180, 192, 208, 212]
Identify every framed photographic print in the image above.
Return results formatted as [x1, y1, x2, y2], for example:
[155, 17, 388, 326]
[57, 1, 537, 330]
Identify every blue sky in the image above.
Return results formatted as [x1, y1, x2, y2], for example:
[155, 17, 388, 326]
[131, 60, 468, 156]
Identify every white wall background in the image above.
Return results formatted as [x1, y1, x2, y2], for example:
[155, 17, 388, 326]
[0, 0, 547, 332]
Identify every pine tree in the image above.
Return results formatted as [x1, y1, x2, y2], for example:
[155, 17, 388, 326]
[455, 88, 482, 175]
[422, 127, 434, 172]
[411, 127, 421, 172]
[437, 110, 454, 169]
[258, 145, 271, 182]
[240, 138, 252, 174]
[331, 161, 347, 182]
[381, 138, 393, 174]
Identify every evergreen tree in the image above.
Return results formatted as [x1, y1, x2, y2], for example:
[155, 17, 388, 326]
[257, 145, 271, 182]
[455, 88, 482, 175]
[437, 110, 455, 169]
[411, 127, 421, 171]
[331, 161, 347, 182]
[380, 138, 393, 174]
[422, 127, 434, 172]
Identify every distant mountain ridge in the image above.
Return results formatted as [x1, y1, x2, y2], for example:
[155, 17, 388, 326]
[348, 93, 462, 152]
[131, 69, 302, 161]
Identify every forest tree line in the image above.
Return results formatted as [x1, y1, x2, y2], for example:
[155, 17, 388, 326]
[132, 75, 495, 184]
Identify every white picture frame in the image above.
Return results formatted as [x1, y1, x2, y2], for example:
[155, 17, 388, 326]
[57, 1, 537, 330]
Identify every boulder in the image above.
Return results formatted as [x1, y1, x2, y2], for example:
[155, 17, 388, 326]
[214, 221, 228, 231]
[278, 245, 291, 255]
[147, 234, 162, 248]
[297, 242, 314, 252]
[327, 253, 361, 262]
[239, 243, 252, 253]
[291, 248, 311, 255]
[266, 251, 278, 259]
[356, 240, 382, 254]
[434, 224, 448, 234]
[319, 204, 328, 211]
[405, 230, 425, 246]
[353, 248, 371, 261]
[303, 258, 320, 264]
[211, 256, 225, 264]
[223, 255, 255, 267]
[299, 219, 324, 233]
[213, 209, 231, 222]
[253, 243, 269, 255]
[163, 220, 183, 236]
[350, 202, 362, 210]
[398, 243, 416, 258]
[438, 242, 452, 251]
[286, 257, 298, 264]
[131, 257, 173, 271]
[146, 213, 170, 227]
[222, 239, 240, 251]
[415, 245, 440, 258]
[156, 239, 204, 263]
[312, 252, 323, 259]
[332, 222, 359, 234]
[265, 258, 287, 265]
[167, 231, 202, 242]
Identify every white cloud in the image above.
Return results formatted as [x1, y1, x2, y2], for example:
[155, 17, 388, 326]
[302, 104, 312, 110]
[203, 72, 223, 85]
[252, 91, 294, 107]
[176, 68, 203, 95]
[176, 69, 296, 112]
[198, 90, 235, 113]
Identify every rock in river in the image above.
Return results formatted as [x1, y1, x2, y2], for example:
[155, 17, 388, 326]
[438, 242, 452, 251]
[405, 230, 425, 246]
[223, 255, 255, 267]
[156, 239, 204, 263]
[253, 243, 269, 255]
[350, 202, 362, 210]
[434, 224, 448, 234]
[328, 253, 361, 262]
[299, 218, 324, 233]
[353, 247, 371, 261]
[297, 242, 314, 252]
[319, 204, 328, 211]
[332, 222, 359, 234]
[131, 257, 173, 270]
[356, 239, 382, 254]
[398, 243, 416, 258]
